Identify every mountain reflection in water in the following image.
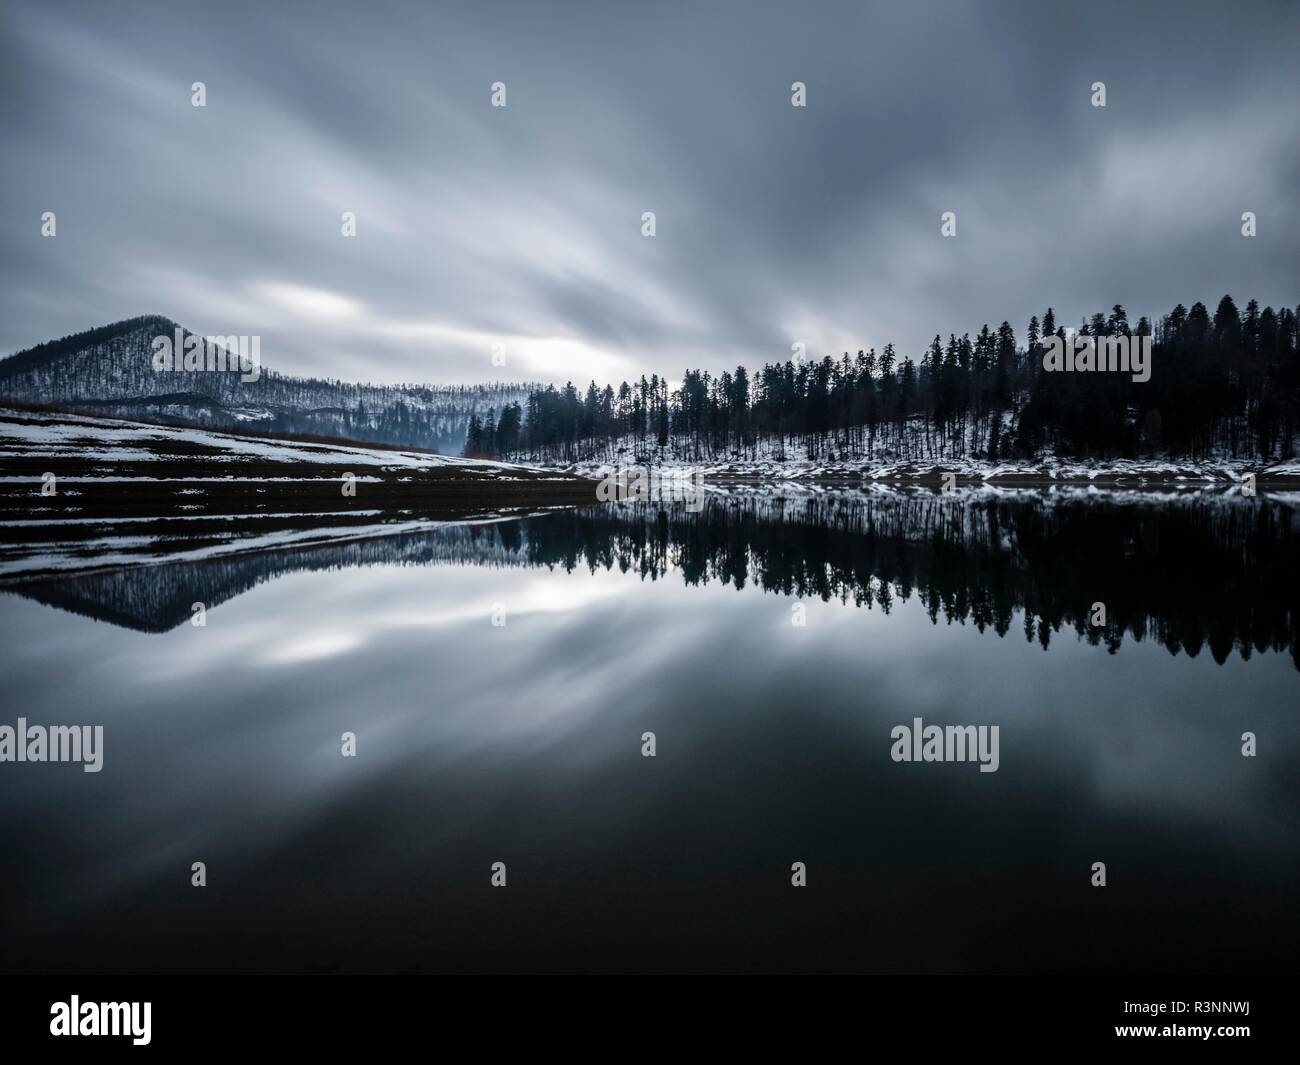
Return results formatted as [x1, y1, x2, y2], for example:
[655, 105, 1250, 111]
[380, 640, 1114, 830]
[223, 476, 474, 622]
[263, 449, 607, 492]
[1, 485, 1296, 974]
[8, 487, 1298, 670]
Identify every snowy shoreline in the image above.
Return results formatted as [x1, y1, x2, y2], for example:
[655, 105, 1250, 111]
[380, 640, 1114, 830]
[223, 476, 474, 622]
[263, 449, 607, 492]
[539, 453, 1300, 488]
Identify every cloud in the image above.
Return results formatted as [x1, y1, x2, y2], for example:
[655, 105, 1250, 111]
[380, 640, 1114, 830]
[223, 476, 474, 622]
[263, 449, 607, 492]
[255, 282, 365, 322]
[1, 0, 1296, 386]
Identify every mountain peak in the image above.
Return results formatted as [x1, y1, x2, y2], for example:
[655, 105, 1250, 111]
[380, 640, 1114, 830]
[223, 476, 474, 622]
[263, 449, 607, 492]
[0, 316, 536, 454]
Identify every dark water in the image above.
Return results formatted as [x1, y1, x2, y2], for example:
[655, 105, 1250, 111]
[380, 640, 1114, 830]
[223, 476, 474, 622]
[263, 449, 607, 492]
[1, 488, 1297, 974]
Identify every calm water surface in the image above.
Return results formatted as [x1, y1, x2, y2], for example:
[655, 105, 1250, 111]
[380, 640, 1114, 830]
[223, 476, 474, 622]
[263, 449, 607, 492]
[1, 489, 1297, 973]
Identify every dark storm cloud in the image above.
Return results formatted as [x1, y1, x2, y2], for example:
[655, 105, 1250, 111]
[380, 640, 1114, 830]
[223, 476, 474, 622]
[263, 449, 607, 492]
[1, 0, 1296, 386]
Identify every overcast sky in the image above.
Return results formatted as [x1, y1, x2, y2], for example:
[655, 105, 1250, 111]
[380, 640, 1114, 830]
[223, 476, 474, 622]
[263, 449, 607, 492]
[2, 0, 1297, 387]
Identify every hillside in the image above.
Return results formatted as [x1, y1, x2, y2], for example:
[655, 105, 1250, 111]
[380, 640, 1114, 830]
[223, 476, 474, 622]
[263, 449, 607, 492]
[0, 315, 536, 453]
[0, 406, 598, 581]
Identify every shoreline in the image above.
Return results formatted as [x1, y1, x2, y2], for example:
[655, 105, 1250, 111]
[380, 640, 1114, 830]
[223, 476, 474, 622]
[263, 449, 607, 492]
[541, 456, 1300, 489]
[0, 407, 601, 570]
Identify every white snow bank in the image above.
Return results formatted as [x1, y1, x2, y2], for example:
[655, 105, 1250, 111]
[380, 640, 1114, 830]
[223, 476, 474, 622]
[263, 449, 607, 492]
[0, 407, 525, 471]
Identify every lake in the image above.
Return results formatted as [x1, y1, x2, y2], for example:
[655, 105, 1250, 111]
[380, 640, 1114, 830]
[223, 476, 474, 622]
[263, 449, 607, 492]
[1, 487, 1296, 973]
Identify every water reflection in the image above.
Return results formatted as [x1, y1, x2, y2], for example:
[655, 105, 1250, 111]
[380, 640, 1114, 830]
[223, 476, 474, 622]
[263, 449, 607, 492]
[8, 487, 1298, 669]
[1, 487, 1296, 974]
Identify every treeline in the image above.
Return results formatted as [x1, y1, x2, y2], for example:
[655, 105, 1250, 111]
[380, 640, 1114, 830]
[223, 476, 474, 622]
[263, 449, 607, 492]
[464, 295, 1299, 463]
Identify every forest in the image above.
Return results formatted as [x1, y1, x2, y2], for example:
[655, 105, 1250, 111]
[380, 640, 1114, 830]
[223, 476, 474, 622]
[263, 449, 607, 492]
[464, 295, 1299, 464]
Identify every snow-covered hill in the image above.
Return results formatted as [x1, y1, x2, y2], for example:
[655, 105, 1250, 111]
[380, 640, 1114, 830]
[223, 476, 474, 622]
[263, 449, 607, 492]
[0, 315, 536, 453]
[0, 405, 518, 472]
[0, 406, 599, 580]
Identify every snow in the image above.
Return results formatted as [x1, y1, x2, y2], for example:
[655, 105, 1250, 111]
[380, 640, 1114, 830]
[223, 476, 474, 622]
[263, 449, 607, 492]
[0, 510, 384, 527]
[549, 451, 1280, 485]
[0, 407, 527, 471]
[527, 426, 1297, 484]
[0, 476, 388, 483]
[0, 513, 551, 578]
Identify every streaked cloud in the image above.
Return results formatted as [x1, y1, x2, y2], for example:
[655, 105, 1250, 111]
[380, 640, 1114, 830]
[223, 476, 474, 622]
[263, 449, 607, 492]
[1, 0, 1296, 386]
